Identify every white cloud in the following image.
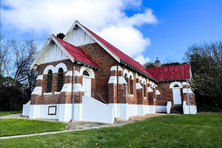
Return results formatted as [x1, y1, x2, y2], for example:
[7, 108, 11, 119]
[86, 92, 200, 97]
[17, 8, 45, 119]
[1, 0, 158, 58]
[134, 54, 150, 65]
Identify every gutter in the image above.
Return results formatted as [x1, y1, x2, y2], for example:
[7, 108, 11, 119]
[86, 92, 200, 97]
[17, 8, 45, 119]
[120, 60, 158, 83]
[71, 63, 77, 121]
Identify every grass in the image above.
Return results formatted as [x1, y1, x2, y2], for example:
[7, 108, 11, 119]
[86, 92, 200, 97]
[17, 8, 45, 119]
[1, 113, 222, 147]
[0, 111, 22, 116]
[0, 119, 67, 137]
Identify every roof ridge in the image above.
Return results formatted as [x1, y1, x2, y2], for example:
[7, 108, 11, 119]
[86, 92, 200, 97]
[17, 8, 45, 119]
[79, 23, 156, 81]
[53, 35, 100, 68]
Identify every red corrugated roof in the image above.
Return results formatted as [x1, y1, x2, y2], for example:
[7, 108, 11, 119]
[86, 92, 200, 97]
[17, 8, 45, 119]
[146, 64, 190, 81]
[54, 35, 100, 68]
[80, 24, 155, 80]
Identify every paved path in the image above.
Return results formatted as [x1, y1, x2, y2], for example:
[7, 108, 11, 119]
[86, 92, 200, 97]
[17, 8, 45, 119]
[0, 113, 167, 140]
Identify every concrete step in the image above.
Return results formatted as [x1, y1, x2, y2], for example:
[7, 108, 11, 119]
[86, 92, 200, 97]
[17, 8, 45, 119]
[171, 105, 183, 114]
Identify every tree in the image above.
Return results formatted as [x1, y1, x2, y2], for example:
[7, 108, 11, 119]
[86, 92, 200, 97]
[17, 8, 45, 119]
[57, 33, 65, 40]
[184, 40, 222, 109]
[0, 34, 10, 76]
[9, 39, 38, 86]
[144, 62, 155, 68]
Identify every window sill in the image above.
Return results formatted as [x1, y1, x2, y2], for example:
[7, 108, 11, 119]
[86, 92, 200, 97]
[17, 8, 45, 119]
[44, 92, 52, 95]
[130, 94, 134, 97]
[54, 92, 61, 95]
[144, 97, 146, 99]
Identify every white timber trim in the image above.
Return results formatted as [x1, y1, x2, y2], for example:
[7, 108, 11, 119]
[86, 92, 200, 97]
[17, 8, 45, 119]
[110, 66, 117, 71]
[74, 83, 84, 92]
[123, 69, 129, 77]
[54, 92, 61, 95]
[65, 71, 72, 76]
[64, 21, 120, 63]
[183, 88, 193, 93]
[156, 90, 161, 95]
[136, 83, 143, 89]
[80, 66, 95, 79]
[108, 76, 117, 84]
[36, 75, 43, 80]
[118, 66, 123, 71]
[169, 82, 183, 88]
[31, 87, 42, 95]
[30, 35, 75, 70]
[119, 76, 127, 84]
[148, 87, 153, 92]
[61, 83, 72, 92]
[128, 71, 134, 80]
[44, 92, 52, 95]
[55, 63, 67, 72]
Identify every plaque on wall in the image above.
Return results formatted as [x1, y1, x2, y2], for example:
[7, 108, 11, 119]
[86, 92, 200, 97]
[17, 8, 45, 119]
[48, 106, 57, 115]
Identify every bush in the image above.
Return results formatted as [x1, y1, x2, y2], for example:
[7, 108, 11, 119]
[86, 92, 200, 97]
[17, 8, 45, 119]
[0, 86, 30, 111]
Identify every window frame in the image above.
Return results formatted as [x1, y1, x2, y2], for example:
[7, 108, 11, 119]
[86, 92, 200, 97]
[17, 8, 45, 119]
[57, 68, 64, 92]
[46, 70, 53, 93]
[130, 75, 133, 95]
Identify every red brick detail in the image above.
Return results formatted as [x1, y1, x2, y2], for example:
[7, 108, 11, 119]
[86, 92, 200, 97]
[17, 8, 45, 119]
[137, 88, 143, 104]
[43, 94, 60, 104]
[117, 84, 128, 103]
[108, 83, 117, 103]
[75, 76, 82, 84]
[64, 75, 72, 84]
[30, 94, 43, 104]
[74, 92, 84, 103]
[79, 43, 118, 103]
[148, 92, 154, 105]
[118, 71, 123, 76]
[183, 93, 196, 105]
[36, 80, 42, 87]
[110, 71, 117, 76]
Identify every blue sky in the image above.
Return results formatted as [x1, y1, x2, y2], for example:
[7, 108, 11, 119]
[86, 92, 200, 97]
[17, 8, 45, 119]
[1, 0, 222, 64]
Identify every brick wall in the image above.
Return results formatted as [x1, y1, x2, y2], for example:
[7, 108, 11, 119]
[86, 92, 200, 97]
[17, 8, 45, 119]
[79, 43, 118, 103]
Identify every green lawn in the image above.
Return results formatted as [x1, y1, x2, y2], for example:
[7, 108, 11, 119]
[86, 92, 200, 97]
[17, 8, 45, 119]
[0, 119, 67, 137]
[1, 113, 222, 148]
[0, 111, 22, 116]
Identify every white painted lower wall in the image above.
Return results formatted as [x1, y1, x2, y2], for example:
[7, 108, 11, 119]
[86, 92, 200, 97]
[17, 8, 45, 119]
[108, 104, 156, 120]
[183, 101, 197, 114]
[82, 96, 114, 124]
[27, 103, 83, 122]
[22, 100, 30, 116]
[155, 106, 167, 113]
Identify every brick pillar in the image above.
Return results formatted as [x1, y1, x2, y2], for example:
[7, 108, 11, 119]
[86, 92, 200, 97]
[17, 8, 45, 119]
[117, 66, 128, 103]
[108, 66, 118, 103]
[143, 83, 148, 105]
[31, 75, 43, 105]
[148, 84, 154, 105]
[182, 88, 196, 105]
[136, 75, 143, 104]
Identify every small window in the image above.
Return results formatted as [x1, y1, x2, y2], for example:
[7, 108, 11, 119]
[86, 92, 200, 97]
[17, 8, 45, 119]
[125, 73, 128, 83]
[83, 70, 89, 76]
[174, 84, 179, 88]
[144, 82, 146, 97]
[57, 68, 63, 92]
[46, 70, 53, 93]
[130, 75, 133, 95]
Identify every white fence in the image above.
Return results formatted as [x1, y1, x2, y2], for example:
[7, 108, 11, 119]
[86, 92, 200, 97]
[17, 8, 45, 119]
[82, 96, 114, 124]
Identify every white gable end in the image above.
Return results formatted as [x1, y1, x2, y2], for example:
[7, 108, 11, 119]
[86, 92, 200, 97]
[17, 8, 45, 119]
[41, 42, 68, 64]
[64, 27, 95, 46]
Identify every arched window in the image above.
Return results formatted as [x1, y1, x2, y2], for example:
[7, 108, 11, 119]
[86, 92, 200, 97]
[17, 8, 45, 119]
[174, 84, 179, 88]
[144, 81, 146, 97]
[46, 70, 53, 93]
[57, 68, 63, 92]
[83, 70, 89, 76]
[124, 73, 128, 83]
[130, 75, 133, 95]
